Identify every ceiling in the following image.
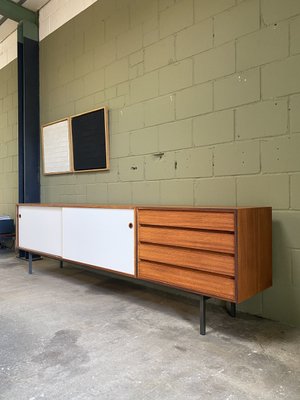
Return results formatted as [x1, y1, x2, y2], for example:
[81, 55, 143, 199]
[0, 0, 50, 42]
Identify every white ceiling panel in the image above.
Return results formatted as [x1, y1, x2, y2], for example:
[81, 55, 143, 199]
[22, 0, 50, 12]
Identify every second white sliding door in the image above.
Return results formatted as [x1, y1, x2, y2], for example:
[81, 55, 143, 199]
[62, 208, 135, 275]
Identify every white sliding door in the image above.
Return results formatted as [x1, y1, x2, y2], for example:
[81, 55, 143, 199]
[18, 206, 62, 256]
[62, 208, 135, 275]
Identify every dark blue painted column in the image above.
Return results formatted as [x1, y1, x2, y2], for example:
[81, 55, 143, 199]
[17, 21, 40, 259]
[18, 21, 40, 205]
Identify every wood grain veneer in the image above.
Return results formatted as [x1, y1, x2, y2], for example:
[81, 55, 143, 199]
[139, 226, 235, 254]
[139, 210, 235, 231]
[137, 207, 272, 304]
[237, 207, 272, 302]
[139, 243, 235, 276]
[139, 261, 235, 301]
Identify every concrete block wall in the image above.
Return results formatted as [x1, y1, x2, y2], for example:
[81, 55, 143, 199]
[0, 31, 17, 70]
[39, 0, 300, 326]
[0, 61, 18, 218]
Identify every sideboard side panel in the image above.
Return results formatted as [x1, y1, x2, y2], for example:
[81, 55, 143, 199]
[237, 208, 272, 303]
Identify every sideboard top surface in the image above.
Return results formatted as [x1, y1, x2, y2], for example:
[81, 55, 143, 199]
[17, 203, 272, 212]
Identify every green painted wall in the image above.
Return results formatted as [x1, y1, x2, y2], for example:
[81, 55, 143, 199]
[0, 60, 18, 218]
[39, 0, 300, 326]
[0, 0, 298, 326]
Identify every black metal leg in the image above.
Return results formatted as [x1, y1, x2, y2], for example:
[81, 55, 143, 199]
[28, 253, 32, 275]
[226, 302, 236, 318]
[60, 260, 63, 269]
[200, 296, 206, 335]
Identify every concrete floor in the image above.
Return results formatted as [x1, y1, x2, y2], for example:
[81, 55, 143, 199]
[0, 250, 299, 400]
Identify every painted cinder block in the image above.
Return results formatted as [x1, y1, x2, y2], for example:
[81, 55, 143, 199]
[273, 211, 300, 250]
[176, 83, 213, 119]
[129, 50, 144, 67]
[119, 156, 145, 182]
[107, 182, 132, 204]
[271, 226, 292, 286]
[291, 16, 300, 56]
[159, 0, 193, 38]
[87, 183, 108, 203]
[261, 0, 300, 25]
[143, 29, 160, 47]
[105, 6, 130, 41]
[130, 71, 159, 104]
[194, 42, 235, 84]
[175, 147, 213, 178]
[194, 177, 236, 206]
[214, 0, 260, 46]
[193, 110, 234, 146]
[214, 68, 260, 110]
[159, 59, 193, 95]
[118, 103, 144, 133]
[262, 282, 300, 325]
[236, 100, 288, 140]
[195, 0, 235, 22]
[117, 26, 143, 59]
[83, 69, 105, 96]
[159, 0, 175, 12]
[237, 175, 289, 209]
[262, 55, 300, 99]
[130, 126, 159, 156]
[41, 185, 62, 203]
[144, 36, 175, 72]
[74, 51, 93, 79]
[105, 58, 129, 88]
[261, 135, 300, 173]
[176, 19, 213, 60]
[110, 133, 130, 159]
[214, 141, 260, 176]
[144, 95, 175, 126]
[95, 160, 119, 184]
[159, 119, 192, 151]
[290, 95, 300, 133]
[291, 174, 300, 209]
[130, 0, 158, 28]
[94, 40, 117, 70]
[236, 23, 288, 70]
[291, 250, 300, 287]
[132, 181, 160, 204]
[145, 152, 176, 180]
[160, 179, 194, 205]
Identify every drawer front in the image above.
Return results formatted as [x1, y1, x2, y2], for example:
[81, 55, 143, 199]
[139, 243, 235, 276]
[139, 226, 235, 254]
[139, 261, 235, 301]
[139, 210, 235, 231]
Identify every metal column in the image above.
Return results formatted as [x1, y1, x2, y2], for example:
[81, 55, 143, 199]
[17, 21, 40, 259]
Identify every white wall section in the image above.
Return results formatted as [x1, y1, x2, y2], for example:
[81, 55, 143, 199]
[0, 31, 17, 70]
[0, 0, 98, 70]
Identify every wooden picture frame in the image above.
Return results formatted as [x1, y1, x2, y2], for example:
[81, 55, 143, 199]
[41, 118, 73, 175]
[41, 107, 109, 175]
[70, 107, 110, 173]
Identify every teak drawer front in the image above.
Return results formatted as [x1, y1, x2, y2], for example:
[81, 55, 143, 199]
[139, 226, 235, 254]
[139, 210, 235, 231]
[139, 243, 235, 276]
[139, 261, 235, 301]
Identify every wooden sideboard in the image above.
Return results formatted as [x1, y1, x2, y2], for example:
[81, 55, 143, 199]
[16, 204, 272, 335]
